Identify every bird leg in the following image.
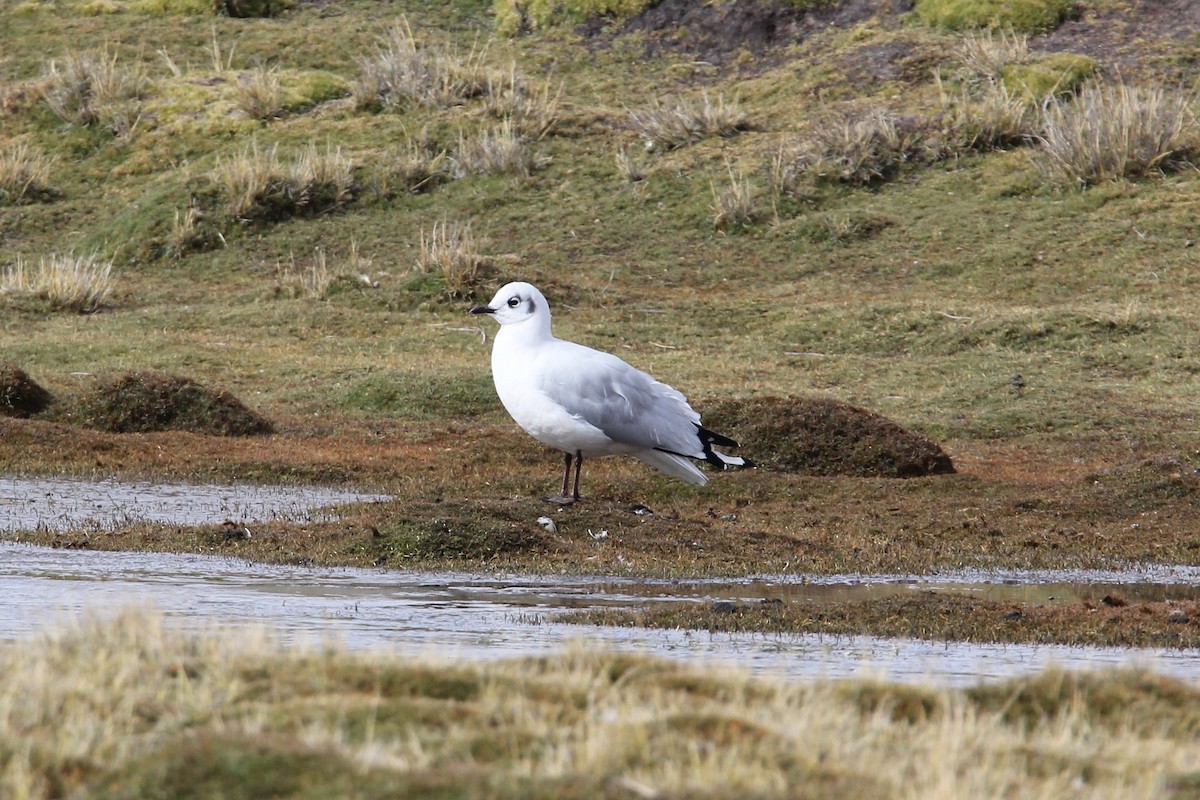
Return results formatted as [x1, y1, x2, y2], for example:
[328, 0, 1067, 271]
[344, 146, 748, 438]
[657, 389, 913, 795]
[545, 451, 577, 505]
[571, 450, 582, 501]
[545, 450, 583, 505]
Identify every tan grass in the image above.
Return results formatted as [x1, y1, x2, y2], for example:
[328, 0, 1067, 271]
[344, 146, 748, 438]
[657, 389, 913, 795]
[615, 146, 649, 184]
[232, 65, 284, 120]
[1, 609, 1198, 799]
[710, 162, 757, 231]
[416, 219, 486, 296]
[351, 17, 490, 111]
[952, 27, 1030, 82]
[213, 141, 354, 220]
[628, 91, 748, 149]
[0, 141, 55, 204]
[483, 63, 562, 139]
[936, 72, 1039, 151]
[1, 254, 114, 312]
[793, 108, 930, 185]
[386, 132, 449, 193]
[40, 47, 146, 135]
[451, 119, 545, 177]
[1037, 80, 1199, 187]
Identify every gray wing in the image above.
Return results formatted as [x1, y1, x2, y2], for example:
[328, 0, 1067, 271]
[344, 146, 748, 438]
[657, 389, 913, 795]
[534, 340, 703, 457]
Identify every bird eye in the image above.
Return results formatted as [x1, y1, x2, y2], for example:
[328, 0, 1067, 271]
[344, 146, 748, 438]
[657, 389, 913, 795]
[507, 296, 520, 308]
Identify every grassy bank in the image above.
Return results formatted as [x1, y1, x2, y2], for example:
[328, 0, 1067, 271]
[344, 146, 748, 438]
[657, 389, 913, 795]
[2, 609, 1199, 799]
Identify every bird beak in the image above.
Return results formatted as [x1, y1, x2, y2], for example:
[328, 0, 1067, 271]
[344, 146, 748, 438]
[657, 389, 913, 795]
[469, 305, 495, 315]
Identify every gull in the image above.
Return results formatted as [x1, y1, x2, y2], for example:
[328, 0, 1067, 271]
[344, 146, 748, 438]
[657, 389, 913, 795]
[470, 281, 745, 504]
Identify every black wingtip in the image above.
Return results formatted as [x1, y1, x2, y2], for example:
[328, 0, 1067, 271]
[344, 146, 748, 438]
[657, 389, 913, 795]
[696, 424, 742, 469]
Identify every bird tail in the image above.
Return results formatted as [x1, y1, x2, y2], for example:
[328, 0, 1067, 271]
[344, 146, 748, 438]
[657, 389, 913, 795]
[636, 450, 708, 486]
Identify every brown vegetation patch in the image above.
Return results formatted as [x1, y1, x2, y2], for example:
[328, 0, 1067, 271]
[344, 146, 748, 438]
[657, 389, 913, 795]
[0, 363, 53, 418]
[1037, 0, 1200, 80]
[704, 395, 954, 477]
[596, 0, 895, 65]
[62, 371, 273, 436]
[567, 591, 1200, 649]
[1084, 457, 1200, 519]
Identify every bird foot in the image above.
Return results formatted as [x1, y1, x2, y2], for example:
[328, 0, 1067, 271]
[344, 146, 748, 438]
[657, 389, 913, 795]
[544, 495, 578, 506]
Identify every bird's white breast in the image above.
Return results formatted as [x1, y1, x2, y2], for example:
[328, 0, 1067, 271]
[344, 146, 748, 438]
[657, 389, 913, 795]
[491, 331, 623, 456]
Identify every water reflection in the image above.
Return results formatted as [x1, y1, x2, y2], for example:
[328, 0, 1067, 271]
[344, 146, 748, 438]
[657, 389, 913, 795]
[2, 541, 1198, 688]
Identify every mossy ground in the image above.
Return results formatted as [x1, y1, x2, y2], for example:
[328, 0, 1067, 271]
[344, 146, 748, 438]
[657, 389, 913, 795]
[3, 0, 1200, 652]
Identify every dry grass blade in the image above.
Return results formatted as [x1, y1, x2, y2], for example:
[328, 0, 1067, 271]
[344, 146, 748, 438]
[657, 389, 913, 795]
[416, 220, 485, 297]
[1037, 80, 1199, 187]
[1, 254, 114, 312]
[628, 91, 748, 149]
[0, 141, 55, 205]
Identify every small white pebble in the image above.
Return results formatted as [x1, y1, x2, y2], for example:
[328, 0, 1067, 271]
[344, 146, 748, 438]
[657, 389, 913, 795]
[536, 516, 557, 533]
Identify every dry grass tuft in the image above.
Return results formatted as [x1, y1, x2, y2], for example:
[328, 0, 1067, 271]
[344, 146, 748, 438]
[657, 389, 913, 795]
[0, 141, 56, 204]
[351, 17, 490, 111]
[416, 220, 486, 297]
[615, 147, 649, 184]
[385, 133, 449, 194]
[451, 120, 546, 177]
[952, 27, 1030, 82]
[1, 254, 114, 313]
[628, 91, 748, 149]
[232, 66, 285, 120]
[1037, 80, 1200, 187]
[792, 108, 931, 185]
[710, 162, 757, 231]
[213, 141, 355, 221]
[483, 64, 562, 139]
[936, 73, 1039, 151]
[40, 47, 146, 136]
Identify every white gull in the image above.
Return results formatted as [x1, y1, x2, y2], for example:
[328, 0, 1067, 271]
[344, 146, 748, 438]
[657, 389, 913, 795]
[470, 281, 745, 504]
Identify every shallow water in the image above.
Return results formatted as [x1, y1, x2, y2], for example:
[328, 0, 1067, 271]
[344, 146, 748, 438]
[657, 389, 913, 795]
[3, 476, 1200, 687]
[0, 475, 390, 530]
[4, 541, 1200, 687]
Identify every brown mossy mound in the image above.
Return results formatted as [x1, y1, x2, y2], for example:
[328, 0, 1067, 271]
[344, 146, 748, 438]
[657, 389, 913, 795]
[67, 371, 273, 436]
[0, 363, 53, 418]
[704, 395, 954, 477]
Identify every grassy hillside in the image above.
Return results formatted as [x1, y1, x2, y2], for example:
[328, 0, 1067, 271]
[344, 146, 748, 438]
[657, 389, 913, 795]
[3, 0, 1200, 584]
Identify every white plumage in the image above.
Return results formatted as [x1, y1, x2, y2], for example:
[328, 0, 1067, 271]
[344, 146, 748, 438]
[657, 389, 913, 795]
[470, 282, 744, 503]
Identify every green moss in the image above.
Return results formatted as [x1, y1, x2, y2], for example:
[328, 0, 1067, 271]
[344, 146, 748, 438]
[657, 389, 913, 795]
[127, 0, 214, 14]
[914, 0, 1075, 32]
[1001, 53, 1097, 99]
[340, 373, 497, 420]
[281, 70, 349, 111]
